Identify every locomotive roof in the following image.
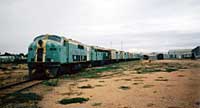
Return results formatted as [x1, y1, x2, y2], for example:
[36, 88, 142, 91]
[63, 37, 86, 46]
[34, 34, 133, 53]
[91, 46, 110, 51]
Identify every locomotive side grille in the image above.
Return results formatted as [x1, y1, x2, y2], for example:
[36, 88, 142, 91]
[37, 48, 43, 62]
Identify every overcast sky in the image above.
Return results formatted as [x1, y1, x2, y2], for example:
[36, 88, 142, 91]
[0, 0, 200, 54]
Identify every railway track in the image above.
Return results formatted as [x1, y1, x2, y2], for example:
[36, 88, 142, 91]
[0, 80, 43, 98]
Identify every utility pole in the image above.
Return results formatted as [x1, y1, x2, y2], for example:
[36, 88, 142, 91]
[121, 41, 123, 50]
[110, 41, 112, 49]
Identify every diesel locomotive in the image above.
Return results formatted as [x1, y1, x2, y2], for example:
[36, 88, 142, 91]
[27, 34, 139, 79]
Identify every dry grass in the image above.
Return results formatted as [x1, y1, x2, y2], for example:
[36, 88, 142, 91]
[155, 78, 169, 81]
[143, 84, 154, 88]
[78, 84, 93, 89]
[43, 79, 59, 86]
[59, 97, 89, 105]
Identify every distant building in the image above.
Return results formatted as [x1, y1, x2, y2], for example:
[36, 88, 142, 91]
[155, 53, 170, 60]
[143, 52, 158, 60]
[132, 53, 142, 60]
[168, 49, 192, 59]
[0, 55, 15, 63]
[163, 54, 170, 59]
[0, 53, 27, 63]
[192, 46, 200, 59]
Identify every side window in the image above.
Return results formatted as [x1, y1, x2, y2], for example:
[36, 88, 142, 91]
[84, 56, 87, 61]
[64, 41, 68, 46]
[73, 55, 76, 61]
[78, 45, 84, 49]
[50, 48, 56, 51]
[106, 53, 108, 56]
[80, 56, 82, 61]
[29, 48, 33, 51]
[77, 55, 80, 61]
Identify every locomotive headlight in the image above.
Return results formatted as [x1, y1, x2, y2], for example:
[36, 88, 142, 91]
[38, 40, 43, 47]
[51, 59, 54, 62]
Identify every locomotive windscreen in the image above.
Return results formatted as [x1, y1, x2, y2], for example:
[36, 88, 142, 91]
[48, 36, 61, 42]
[34, 35, 45, 41]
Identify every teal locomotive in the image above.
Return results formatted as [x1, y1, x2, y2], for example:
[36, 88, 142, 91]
[27, 34, 138, 79]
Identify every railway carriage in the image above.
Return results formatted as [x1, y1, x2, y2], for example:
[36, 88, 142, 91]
[109, 49, 119, 62]
[63, 38, 90, 71]
[128, 53, 134, 60]
[64, 39, 88, 63]
[124, 52, 129, 60]
[90, 46, 111, 66]
[119, 51, 125, 61]
[116, 51, 120, 61]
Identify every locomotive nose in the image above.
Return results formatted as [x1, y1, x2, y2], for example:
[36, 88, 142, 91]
[38, 40, 43, 47]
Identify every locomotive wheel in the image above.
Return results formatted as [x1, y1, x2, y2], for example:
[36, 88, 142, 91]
[45, 69, 53, 78]
[29, 69, 46, 80]
[28, 69, 35, 80]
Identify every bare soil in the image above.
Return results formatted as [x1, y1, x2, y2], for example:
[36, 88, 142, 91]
[0, 64, 28, 87]
[1, 60, 200, 108]
[37, 60, 200, 108]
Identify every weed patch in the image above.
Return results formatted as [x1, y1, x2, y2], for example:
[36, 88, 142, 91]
[133, 76, 147, 79]
[137, 68, 161, 74]
[132, 82, 143, 85]
[143, 84, 154, 88]
[165, 67, 178, 72]
[62, 74, 72, 79]
[78, 84, 93, 89]
[155, 78, 168, 81]
[95, 85, 103, 87]
[123, 78, 132, 81]
[177, 75, 185, 77]
[1, 92, 42, 105]
[76, 65, 121, 78]
[59, 97, 89, 105]
[43, 79, 59, 86]
[119, 86, 131, 90]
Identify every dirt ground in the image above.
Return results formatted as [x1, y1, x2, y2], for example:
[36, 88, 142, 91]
[1, 60, 200, 108]
[0, 64, 28, 87]
[35, 60, 200, 108]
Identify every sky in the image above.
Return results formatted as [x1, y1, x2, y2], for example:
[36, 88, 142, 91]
[0, 0, 200, 54]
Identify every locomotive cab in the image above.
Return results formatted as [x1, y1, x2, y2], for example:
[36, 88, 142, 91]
[28, 35, 65, 79]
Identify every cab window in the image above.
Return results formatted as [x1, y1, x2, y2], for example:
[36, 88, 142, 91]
[48, 36, 61, 42]
[78, 45, 84, 49]
[34, 35, 45, 41]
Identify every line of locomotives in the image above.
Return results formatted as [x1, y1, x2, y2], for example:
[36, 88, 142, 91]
[27, 34, 140, 79]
